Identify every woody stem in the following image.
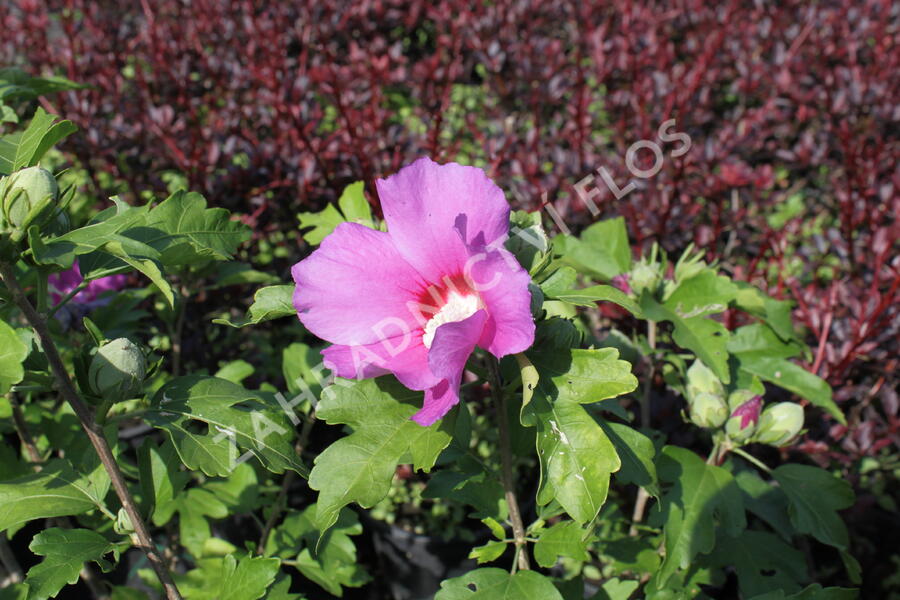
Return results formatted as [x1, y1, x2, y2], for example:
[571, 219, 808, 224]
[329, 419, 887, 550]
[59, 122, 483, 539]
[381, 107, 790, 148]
[486, 355, 530, 572]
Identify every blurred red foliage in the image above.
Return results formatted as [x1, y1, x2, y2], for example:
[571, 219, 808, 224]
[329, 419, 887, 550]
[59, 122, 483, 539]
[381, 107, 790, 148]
[3, 0, 898, 464]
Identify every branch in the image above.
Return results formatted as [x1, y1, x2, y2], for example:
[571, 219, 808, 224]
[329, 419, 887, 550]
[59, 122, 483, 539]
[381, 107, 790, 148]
[630, 320, 656, 536]
[0, 261, 183, 600]
[486, 355, 530, 572]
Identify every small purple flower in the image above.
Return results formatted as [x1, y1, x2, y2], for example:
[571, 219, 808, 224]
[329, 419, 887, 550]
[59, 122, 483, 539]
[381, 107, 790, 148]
[731, 395, 763, 430]
[292, 158, 536, 426]
[48, 262, 127, 305]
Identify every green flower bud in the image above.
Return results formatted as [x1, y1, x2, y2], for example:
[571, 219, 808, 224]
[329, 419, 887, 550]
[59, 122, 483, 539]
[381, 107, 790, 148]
[689, 392, 729, 428]
[0, 166, 59, 231]
[88, 338, 146, 401]
[684, 361, 728, 429]
[755, 402, 804, 447]
[686, 360, 725, 399]
[628, 261, 662, 296]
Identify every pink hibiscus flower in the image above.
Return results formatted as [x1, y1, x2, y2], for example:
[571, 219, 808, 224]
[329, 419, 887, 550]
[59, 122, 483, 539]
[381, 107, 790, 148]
[291, 158, 536, 425]
[49, 262, 127, 305]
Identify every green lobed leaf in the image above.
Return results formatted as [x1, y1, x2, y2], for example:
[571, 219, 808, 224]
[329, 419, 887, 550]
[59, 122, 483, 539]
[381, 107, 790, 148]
[435, 568, 564, 600]
[30, 200, 151, 268]
[727, 323, 803, 360]
[663, 269, 736, 318]
[25, 528, 122, 600]
[264, 505, 369, 595]
[554, 284, 642, 317]
[772, 464, 854, 550]
[214, 284, 295, 328]
[538, 266, 577, 298]
[175, 555, 280, 600]
[133, 190, 251, 266]
[261, 577, 305, 600]
[423, 455, 507, 521]
[521, 347, 636, 524]
[0, 68, 84, 103]
[598, 420, 660, 497]
[732, 282, 796, 342]
[533, 520, 591, 568]
[0, 107, 77, 174]
[298, 181, 374, 245]
[0, 460, 106, 533]
[337, 181, 374, 227]
[711, 530, 806, 597]
[0, 320, 28, 394]
[308, 377, 455, 532]
[469, 541, 508, 565]
[641, 295, 731, 384]
[591, 578, 640, 600]
[145, 376, 307, 478]
[654, 446, 746, 588]
[736, 355, 843, 423]
[749, 584, 859, 600]
[527, 348, 639, 408]
[527, 392, 621, 524]
[734, 469, 793, 538]
[137, 438, 190, 527]
[556, 217, 632, 280]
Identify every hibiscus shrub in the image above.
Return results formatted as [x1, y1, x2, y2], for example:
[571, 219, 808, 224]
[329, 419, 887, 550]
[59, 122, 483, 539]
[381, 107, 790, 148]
[0, 107, 861, 599]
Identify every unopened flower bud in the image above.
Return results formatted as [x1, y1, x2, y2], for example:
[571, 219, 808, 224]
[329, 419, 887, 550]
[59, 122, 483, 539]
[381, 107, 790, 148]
[689, 392, 729, 429]
[755, 402, 804, 447]
[628, 261, 662, 296]
[726, 394, 762, 442]
[89, 338, 146, 401]
[684, 361, 727, 429]
[0, 166, 59, 231]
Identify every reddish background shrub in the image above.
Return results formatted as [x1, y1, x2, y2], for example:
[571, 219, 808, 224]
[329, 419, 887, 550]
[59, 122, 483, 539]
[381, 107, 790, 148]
[3, 0, 898, 592]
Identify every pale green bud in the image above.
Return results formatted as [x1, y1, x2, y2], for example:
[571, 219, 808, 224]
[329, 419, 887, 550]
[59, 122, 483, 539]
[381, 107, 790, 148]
[755, 402, 804, 447]
[686, 360, 725, 399]
[0, 166, 59, 231]
[689, 392, 729, 429]
[628, 261, 662, 296]
[684, 361, 727, 429]
[89, 338, 146, 401]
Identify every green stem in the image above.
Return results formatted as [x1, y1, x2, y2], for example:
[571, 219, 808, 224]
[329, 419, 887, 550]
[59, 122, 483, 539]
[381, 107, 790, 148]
[707, 441, 723, 465]
[47, 280, 90, 318]
[170, 284, 189, 377]
[36, 268, 48, 314]
[486, 355, 530, 572]
[731, 447, 773, 473]
[629, 321, 656, 536]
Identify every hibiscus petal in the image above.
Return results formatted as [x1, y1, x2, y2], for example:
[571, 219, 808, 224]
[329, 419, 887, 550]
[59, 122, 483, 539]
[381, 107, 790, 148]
[321, 333, 440, 391]
[412, 310, 488, 426]
[292, 222, 428, 346]
[466, 246, 535, 357]
[376, 157, 510, 284]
